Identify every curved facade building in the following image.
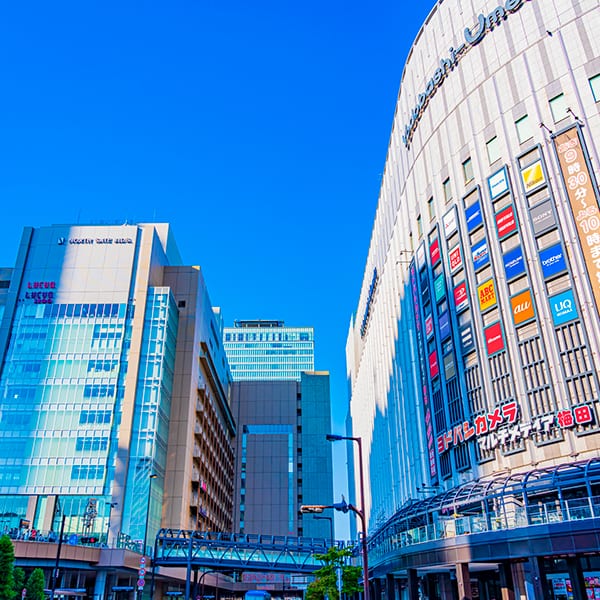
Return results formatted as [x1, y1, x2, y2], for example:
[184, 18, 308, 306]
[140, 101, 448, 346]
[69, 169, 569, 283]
[346, 0, 600, 598]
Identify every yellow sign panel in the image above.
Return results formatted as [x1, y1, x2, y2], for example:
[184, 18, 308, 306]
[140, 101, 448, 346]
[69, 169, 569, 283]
[521, 160, 546, 193]
[478, 279, 497, 312]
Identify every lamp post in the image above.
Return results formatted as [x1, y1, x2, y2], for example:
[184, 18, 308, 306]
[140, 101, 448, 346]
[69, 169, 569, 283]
[105, 501, 117, 547]
[326, 434, 369, 600]
[143, 474, 158, 557]
[313, 515, 334, 541]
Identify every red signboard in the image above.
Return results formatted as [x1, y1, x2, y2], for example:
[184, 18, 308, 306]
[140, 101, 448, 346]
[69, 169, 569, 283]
[425, 314, 434, 338]
[429, 350, 439, 378]
[495, 204, 517, 239]
[454, 282, 469, 312]
[484, 322, 505, 355]
[430, 238, 441, 266]
[449, 245, 462, 272]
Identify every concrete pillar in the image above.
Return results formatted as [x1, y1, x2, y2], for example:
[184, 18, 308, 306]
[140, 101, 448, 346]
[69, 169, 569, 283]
[373, 577, 382, 600]
[517, 557, 547, 600]
[455, 563, 472, 600]
[407, 569, 419, 600]
[94, 571, 108, 600]
[438, 572, 454, 600]
[566, 557, 586, 600]
[499, 562, 515, 600]
[386, 574, 396, 600]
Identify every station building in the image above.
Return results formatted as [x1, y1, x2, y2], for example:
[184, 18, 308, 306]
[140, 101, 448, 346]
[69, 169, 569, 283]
[345, 0, 600, 599]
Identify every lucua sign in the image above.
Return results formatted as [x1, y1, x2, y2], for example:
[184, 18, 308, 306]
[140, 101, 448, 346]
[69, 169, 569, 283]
[402, 0, 532, 148]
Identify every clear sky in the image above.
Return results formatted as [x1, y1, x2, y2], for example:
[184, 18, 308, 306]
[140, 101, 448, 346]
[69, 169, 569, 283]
[0, 0, 433, 538]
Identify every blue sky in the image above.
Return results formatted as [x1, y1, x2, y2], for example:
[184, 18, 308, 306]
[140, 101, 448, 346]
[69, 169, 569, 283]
[0, 0, 433, 537]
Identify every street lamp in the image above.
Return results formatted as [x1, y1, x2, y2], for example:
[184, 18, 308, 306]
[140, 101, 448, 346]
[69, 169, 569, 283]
[143, 474, 158, 557]
[313, 515, 334, 541]
[105, 501, 117, 546]
[326, 434, 369, 600]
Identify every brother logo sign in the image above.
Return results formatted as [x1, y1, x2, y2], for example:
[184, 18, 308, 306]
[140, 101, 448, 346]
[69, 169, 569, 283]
[402, 0, 532, 148]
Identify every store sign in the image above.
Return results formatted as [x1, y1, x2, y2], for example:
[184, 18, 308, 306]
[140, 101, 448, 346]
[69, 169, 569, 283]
[449, 244, 463, 272]
[430, 238, 441, 266]
[454, 281, 469, 312]
[443, 352, 456, 380]
[425, 314, 434, 338]
[531, 200, 556, 235]
[550, 289, 578, 326]
[401, 0, 533, 148]
[539, 243, 567, 279]
[460, 323, 475, 353]
[484, 321, 505, 355]
[439, 310, 451, 339]
[465, 201, 483, 232]
[443, 207, 458, 237]
[360, 268, 379, 338]
[478, 279, 497, 312]
[488, 166, 510, 200]
[511, 289, 535, 325]
[495, 204, 518, 239]
[434, 274, 446, 302]
[67, 237, 133, 245]
[429, 350, 439, 378]
[25, 281, 56, 304]
[503, 246, 525, 280]
[520, 159, 546, 194]
[553, 125, 600, 315]
[472, 239, 489, 270]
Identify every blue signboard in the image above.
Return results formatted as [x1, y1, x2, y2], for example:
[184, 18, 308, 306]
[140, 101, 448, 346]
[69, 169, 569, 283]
[439, 311, 451, 340]
[503, 246, 525, 280]
[550, 289, 578, 326]
[539, 243, 567, 279]
[465, 201, 483, 232]
[472, 239, 489, 270]
[459, 323, 475, 354]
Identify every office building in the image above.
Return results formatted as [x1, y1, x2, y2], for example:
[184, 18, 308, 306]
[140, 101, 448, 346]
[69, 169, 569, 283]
[0, 223, 235, 597]
[346, 0, 600, 599]
[223, 320, 314, 381]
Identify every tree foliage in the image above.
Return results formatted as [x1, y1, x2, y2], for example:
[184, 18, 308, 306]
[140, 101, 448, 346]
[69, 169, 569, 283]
[0, 535, 16, 600]
[306, 546, 363, 600]
[13, 568, 25, 599]
[25, 569, 45, 600]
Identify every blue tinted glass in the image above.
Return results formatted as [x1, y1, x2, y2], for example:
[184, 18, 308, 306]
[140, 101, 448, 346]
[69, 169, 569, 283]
[74, 304, 81, 317]
[89, 304, 96, 317]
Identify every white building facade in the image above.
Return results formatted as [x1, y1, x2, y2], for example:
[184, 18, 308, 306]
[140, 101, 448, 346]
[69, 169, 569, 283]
[347, 0, 600, 598]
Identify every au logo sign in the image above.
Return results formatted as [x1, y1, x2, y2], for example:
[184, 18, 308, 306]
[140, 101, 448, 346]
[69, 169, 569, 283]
[511, 289, 535, 325]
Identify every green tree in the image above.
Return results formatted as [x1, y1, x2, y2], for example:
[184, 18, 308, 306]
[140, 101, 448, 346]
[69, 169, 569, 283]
[306, 546, 362, 600]
[13, 568, 25, 599]
[0, 534, 16, 600]
[24, 569, 45, 600]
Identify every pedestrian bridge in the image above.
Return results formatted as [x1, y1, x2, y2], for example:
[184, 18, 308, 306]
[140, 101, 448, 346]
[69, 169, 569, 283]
[153, 529, 351, 574]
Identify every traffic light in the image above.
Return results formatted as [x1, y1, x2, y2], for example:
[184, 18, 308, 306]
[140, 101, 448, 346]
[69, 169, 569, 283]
[80, 536, 99, 544]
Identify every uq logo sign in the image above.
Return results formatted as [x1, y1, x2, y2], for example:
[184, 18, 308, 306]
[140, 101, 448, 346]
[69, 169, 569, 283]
[402, 0, 533, 148]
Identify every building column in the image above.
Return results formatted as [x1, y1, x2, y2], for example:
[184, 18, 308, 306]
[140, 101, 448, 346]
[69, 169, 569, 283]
[515, 557, 548, 600]
[499, 562, 515, 600]
[373, 577, 382, 600]
[406, 569, 419, 600]
[455, 563, 472, 600]
[566, 557, 586, 600]
[94, 571, 108, 600]
[386, 574, 396, 600]
[438, 572, 454, 600]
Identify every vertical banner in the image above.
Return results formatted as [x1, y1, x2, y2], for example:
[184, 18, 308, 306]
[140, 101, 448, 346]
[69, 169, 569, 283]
[553, 125, 600, 314]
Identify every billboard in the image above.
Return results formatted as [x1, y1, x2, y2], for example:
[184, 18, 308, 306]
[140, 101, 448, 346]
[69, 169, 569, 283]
[503, 246, 526, 280]
[472, 239, 489, 270]
[454, 281, 469, 312]
[465, 200, 483, 232]
[520, 159, 546, 194]
[488, 166, 510, 201]
[539, 243, 567, 279]
[550, 289, 578, 326]
[484, 321, 505, 356]
[449, 244, 463, 272]
[478, 279, 497, 312]
[511, 289, 535, 325]
[495, 204, 518, 239]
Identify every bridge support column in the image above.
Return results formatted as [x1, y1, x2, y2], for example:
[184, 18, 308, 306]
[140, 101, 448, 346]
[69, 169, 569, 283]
[455, 563, 471, 600]
[385, 574, 396, 600]
[567, 557, 586, 600]
[406, 569, 419, 600]
[499, 561, 515, 600]
[438, 572, 453, 600]
[372, 577, 382, 600]
[94, 571, 107, 600]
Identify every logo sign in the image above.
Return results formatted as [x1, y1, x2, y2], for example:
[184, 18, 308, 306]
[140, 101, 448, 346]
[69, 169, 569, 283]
[550, 289, 578, 326]
[430, 238, 441, 266]
[478, 279, 497, 312]
[520, 159, 546, 194]
[460, 323, 475, 354]
[443, 352, 456, 380]
[425, 314, 434, 338]
[439, 310, 451, 340]
[449, 245, 463, 272]
[429, 350, 439, 378]
[443, 207, 458, 237]
[488, 166, 509, 200]
[553, 126, 600, 315]
[503, 246, 525, 280]
[417, 243, 427, 269]
[511, 289, 535, 325]
[454, 281, 469, 313]
[531, 199, 556, 235]
[495, 204, 518, 239]
[434, 274, 446, 303]
[485, 321, 505, 356]
[465, 200, 483, 232]
[539, 243, 567, 279]
[472, 239, 489, 270]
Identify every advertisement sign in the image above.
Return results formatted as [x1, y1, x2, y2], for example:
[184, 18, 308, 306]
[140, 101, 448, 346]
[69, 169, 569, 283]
[472, 239, 489, 270]
[425, 314, 434, 338]
[553, 125, 600, 315]
[503, 246, 526, 280]
[511, 289, 535, 325]
[449, 244, 463, 272]
[488, 166, 509, 200]
[484, 322, 505, 355]
[495, 204, 518, 239]
[434, 274, 446, 303]
[454, 281, 469, 312]
[460, 323, 475, 354]
[439, 310, 451, 340]
[429, 350, 439, 378]
[539, 243, 567, 279]
[478, 279, 497, 312]
[531, 199, 556, 235]
[443, 352, 456, 380]
[443, 207, 458, 237]
[550, 289, 578, 326]
[520, 159, 546, 194]
[465, 200, 483, 232]
[430, 238, 441, 266]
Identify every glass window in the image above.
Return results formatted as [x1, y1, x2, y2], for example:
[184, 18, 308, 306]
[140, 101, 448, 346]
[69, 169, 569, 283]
[549, 93, 568, 122]
[428, 197, 435, 221]
[463, 158, 474, 183]
[486, 136, 501, 164]
[443, 178, 452, 203]
[515, 115, 533, 144]
[417, 214, 423, 237]
[590, 74, 600, 102]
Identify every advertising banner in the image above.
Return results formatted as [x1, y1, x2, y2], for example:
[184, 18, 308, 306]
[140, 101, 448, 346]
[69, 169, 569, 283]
[478, 279, 497, 312]
[439, 310, 451, 340]
[460, 323, 475, 354]
[429, 350, 439, 378]
[454, 281, 469, 312]
[520, 159, 546, 194]
[503, 246, 526, 280]
[550, 289, 578, 326]
[449, 244, 463, 272]
[531, 199, 556, 235]
[488, 166, 510, 201]
[443, 206, 458, 237]
[511, 289, 535, 325]
[539, 243, 567, 279]
[465, 200, 483, 232]
[434, 274, 446, 303]
[495, 204, 518, 239]
[484, 322, 505, 355]
[430, 238, 441, 266]
[472, 239, 489, 270]
[553, 125, 600, 315]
